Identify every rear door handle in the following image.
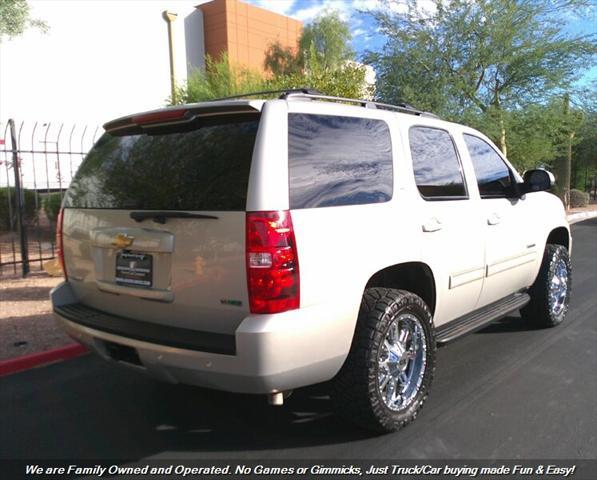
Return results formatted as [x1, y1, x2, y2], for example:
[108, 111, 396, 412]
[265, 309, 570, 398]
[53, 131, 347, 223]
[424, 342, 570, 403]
[422, 218, 442, 232]
[487, 213, 501, 225]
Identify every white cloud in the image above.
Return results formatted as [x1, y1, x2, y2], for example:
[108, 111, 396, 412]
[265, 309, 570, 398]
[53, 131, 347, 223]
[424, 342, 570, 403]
[352, 27, 366, 38]
[352, 0, 385, 11]
[417, 0, 438, 16]
[293, 3, 329, 22]
[250, 0, 297, 16]
[293, 1, 355, 22]
[247, 0, 434, 23]
[292, 0, 415, 23]
[352, 0, 408, 14]
[246, 0, 418, 24]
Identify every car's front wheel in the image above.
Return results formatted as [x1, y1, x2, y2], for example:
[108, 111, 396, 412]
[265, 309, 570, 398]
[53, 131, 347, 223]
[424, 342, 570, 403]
[332, 288, 435, 432]
[521, 244, 572, 327]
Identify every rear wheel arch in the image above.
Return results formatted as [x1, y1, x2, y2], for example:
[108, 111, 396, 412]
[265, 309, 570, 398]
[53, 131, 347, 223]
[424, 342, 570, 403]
[364, 262, 437, 316]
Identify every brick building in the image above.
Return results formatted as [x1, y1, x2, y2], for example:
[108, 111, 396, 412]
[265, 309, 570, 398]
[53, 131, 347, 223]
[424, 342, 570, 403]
[198, 0, 303, 73]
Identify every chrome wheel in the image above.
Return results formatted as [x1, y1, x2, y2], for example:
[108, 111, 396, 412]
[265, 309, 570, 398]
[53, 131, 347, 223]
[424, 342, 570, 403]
[549, 258, 568, 316]
[377, 313, 427, 411]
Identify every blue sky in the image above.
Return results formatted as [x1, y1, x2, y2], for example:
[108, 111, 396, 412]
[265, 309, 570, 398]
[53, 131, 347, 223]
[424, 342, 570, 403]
[247, 0, 397, 54]
[246, 0, 596, 84]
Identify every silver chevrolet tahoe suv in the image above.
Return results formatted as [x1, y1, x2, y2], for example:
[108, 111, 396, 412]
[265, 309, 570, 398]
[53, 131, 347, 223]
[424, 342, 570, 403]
[52, 90, 572, 432]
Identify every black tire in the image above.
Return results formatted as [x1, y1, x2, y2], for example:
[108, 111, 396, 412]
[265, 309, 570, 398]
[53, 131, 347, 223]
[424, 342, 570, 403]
[521, 244, 571, 328]
[331, 288, 436, 433]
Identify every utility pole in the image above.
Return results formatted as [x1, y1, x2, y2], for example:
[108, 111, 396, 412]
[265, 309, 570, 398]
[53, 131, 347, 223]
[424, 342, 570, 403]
[162, 10, 178, 104]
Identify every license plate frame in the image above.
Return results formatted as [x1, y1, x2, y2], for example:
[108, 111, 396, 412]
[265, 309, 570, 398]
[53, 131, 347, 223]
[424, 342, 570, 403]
[115, 251, 153, 288]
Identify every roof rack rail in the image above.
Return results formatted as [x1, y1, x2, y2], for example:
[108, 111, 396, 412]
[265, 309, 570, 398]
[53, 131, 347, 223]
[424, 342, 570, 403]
[205, 88, 438, 118]
[281, 91, 439, 118]
[210, 88, 322, 102]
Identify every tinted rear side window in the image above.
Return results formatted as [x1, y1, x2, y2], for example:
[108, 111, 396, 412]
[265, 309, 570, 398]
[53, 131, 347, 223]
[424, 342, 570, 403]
[288, 114, 393, 209]
[463, 134, 512, 198]
[64, 115, 260, 211]
[409, 126, 467, 199]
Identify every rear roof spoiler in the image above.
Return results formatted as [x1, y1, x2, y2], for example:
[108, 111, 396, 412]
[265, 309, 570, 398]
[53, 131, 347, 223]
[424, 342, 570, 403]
[103, 101, 263, 134]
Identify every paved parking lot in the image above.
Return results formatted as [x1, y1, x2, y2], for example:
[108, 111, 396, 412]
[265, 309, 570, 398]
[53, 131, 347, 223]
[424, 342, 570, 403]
[1, 219, 596, 462]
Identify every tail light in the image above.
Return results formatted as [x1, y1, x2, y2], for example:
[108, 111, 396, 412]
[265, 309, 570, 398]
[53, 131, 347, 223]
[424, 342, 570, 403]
[56, 208, 68, 280]
[132, 109, 188, 125]
[246, 210, 300, 314]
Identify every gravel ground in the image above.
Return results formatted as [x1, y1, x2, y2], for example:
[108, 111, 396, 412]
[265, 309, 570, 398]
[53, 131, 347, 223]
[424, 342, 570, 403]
[569, 201, 597, 214]
[0, 271, 73, 361]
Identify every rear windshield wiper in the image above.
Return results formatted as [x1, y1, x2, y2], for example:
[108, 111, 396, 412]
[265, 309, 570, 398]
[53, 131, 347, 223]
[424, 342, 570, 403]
[130, 211, 219, 224]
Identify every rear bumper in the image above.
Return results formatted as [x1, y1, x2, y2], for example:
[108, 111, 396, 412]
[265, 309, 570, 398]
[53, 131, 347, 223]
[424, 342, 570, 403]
[51, 282, 355, 394]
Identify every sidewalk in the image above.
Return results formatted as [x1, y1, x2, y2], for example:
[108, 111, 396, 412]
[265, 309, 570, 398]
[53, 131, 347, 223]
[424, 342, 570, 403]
[567, 204, 597, 224]
[0, 202, 595, 372]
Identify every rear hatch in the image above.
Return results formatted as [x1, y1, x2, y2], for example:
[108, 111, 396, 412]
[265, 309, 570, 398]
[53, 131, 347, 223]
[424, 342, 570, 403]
[61, 103, 262, 336]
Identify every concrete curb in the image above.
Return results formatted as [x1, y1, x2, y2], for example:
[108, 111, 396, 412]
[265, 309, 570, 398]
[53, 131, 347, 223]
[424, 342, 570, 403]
[0, 344, 87, 377]
[567, 210, 597, 225]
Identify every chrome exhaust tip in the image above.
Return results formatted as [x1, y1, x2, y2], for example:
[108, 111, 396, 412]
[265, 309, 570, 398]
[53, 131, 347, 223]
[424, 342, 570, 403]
[268, 390, 292, 406]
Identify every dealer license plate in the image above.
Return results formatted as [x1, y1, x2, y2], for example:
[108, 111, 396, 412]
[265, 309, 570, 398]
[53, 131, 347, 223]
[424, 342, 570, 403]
[115, 252, 153, 288]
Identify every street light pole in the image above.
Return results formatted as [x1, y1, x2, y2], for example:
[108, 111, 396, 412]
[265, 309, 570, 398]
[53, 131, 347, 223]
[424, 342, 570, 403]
[162, 10, 178, 104]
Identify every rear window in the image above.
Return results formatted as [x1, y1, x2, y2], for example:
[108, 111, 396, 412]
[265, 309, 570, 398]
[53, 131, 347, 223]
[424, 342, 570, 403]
[409, 126, 467, 199]
[64, 115, 260, 211]
[288, 113, 393, 209]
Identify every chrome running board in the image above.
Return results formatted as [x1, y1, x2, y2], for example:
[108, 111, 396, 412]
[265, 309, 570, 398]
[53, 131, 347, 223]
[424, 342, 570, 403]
[436, 293, 531, 344]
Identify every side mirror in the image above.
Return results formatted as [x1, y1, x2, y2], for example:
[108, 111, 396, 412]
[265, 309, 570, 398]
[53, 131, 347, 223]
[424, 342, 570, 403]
[521, 169, 555, 194]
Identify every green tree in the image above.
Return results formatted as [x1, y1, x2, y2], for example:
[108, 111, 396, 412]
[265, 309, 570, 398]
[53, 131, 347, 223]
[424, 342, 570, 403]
[0, 187, 37, 230]
[269, 61, 372, 99]
[460, 97, 586, 173]
[569, 82, 597, 192]
[551, 93, 587, 208]
[299, 10, 354, 71]
[177, 11, 371, 104]
[172, 53, 264, 104]
[263, 10, 370, 99]
[42, 192, 62, 224]
[573, 112, 597, 192]
[567, 83, 597, 194]
[0, 0, 47, 38]
[367, 0, 595, 158]
[176, 53, 371, 103]
[264, 10, 355, 76]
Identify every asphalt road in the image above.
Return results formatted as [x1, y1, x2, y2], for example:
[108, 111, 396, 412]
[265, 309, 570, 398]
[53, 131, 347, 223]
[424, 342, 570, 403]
[2, 219, 596, 462]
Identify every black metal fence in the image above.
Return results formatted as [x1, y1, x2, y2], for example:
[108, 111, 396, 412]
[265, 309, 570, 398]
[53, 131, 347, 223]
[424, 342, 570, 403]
[0, 119, 101, 277]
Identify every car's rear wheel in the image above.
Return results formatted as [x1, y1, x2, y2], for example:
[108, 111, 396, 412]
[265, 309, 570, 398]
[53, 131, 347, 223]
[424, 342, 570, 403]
[332, 288, 435, 432]
[521, 244, 571, 327]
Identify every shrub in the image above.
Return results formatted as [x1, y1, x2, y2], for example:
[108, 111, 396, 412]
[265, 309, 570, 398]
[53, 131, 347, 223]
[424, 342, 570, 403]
[570, 189, 589, 208]
[0, 187, 38, 230]
[173, 53, 265, 104]
[43, 192, 63, 224]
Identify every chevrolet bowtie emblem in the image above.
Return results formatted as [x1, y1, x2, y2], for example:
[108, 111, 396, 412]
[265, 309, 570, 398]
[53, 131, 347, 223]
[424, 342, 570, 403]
[111, 233, 135, 249]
